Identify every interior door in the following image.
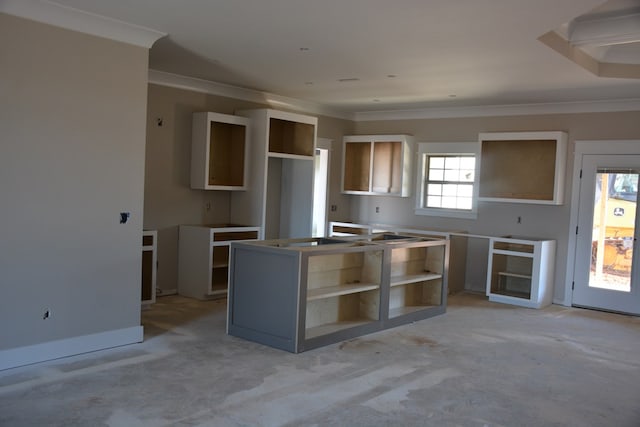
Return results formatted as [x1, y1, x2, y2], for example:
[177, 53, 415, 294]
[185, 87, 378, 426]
[573, 154, 640, 315]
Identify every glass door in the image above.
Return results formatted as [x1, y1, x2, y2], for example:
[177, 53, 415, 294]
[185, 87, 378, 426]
[573, 154, 640, 315]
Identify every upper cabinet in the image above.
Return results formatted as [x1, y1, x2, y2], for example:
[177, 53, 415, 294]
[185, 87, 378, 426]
[478, 131, 568, 205]
[191, 112, 250, 190]
[267, 117, 315, 158]
[341, 134, 414, 197]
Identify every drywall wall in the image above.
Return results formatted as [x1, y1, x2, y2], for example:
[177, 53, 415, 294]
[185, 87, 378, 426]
[351, 111, 640, 303]
[0, 13, 149, 366]
[144, 84, 353, 293]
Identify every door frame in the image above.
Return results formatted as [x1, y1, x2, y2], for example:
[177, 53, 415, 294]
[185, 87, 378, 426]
[565, 140, 640, 307]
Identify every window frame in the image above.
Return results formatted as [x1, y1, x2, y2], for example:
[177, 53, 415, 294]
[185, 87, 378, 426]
[415, 142, 479, 219]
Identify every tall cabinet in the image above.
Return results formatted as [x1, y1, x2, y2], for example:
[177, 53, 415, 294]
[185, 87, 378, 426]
[232, 109, 317, 239]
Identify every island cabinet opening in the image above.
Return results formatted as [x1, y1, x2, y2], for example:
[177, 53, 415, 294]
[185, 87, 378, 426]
[388, 243, 445, 318]
[304, 249, 383, 340]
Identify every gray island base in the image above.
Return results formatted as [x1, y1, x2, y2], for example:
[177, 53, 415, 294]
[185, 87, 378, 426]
[227, 236, 449, 352]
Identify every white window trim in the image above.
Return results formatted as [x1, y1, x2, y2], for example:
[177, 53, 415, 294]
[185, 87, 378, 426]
[415, 142, 479, 219]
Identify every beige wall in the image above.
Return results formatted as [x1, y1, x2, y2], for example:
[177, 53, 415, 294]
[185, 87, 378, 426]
[0, 14, 149, 355]
[144, 84, 353, 292]
[352, 111, 640, 300]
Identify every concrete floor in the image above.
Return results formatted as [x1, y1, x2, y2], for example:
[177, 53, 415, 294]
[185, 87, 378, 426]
[1, 293, 639, 427]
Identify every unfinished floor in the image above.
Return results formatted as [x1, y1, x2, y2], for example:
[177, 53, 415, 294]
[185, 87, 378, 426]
[1, 293, 639, 427]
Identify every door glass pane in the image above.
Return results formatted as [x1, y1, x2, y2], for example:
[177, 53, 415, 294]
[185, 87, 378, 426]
[590, 169, 638, 292]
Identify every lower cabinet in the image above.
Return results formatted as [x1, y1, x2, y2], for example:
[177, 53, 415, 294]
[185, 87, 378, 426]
[228, 236, 448, 353]
[178, 224, 260, 300]
[141, 230, 157, 306]
[486, 236, 556, 308]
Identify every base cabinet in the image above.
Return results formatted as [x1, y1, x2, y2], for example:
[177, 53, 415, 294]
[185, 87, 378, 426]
[228, 236, 449, 353]
[486, 236, 556, 308]
[141, 230, 157, 306]
[178, 224, 260, 300]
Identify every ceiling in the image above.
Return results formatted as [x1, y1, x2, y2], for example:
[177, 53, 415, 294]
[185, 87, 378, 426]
[9, 0, 640, 115]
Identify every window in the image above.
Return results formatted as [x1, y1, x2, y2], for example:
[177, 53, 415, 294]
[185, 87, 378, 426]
[415, 142, 479, 219]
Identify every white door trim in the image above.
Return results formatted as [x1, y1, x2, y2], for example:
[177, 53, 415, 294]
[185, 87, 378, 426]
[565, 140, 640, 307]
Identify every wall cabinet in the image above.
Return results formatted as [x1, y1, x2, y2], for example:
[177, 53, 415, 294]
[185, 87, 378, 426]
[191, 112, 250, 190]
[486, 236, 556, 308]
[141, 230, 157, 306]
[233, 109, 317, 239]
[178, 224, 260, 300]
[228, 236, 448, 353]
[478, 131, 567, 204]
[341, 135, 414, 197]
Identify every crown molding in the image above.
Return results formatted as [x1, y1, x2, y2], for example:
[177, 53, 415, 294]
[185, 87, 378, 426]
[148, 71, 640, 123]
[353, 98, 640, 121]
[148, 69, 355, 121]
[0, 0, 166, 48]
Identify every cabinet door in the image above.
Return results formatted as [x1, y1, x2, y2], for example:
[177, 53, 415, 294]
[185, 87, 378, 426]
[343, 141, 371, 192]
[372, 140, 403, 194]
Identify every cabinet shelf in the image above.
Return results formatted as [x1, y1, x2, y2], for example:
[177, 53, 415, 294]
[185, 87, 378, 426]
[388, 305, 437, 318]
[212, 262, 229, 269]
[498, 271, 532, 280]
[492, 249, 535, 258]
[268, 151, 313, 161]
[390, 272, 442, 287]
[306, 283, 379, 301]
[305, 319, 372, 340]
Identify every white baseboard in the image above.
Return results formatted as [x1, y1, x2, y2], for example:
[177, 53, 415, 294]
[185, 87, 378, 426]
[0, 326, 143, 371]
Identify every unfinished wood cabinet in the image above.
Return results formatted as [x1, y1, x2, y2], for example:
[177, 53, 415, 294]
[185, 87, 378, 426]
[191, 112, 250, 190]
[486, 236, 556, 308]
[478, 131, 567, 204]
[386, 238, 448, 324]
[233, 109, 317, 239]
[341, 135, 414, 197]
[178, 224, 260, 300]
[141, 230, 157, 306]
[228, 236, 449, 353]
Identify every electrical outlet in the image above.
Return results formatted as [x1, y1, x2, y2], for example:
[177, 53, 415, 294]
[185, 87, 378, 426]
[375, 206, 380, 214]
[330, 205, 337, 212]
[120, 212, 130, 224]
